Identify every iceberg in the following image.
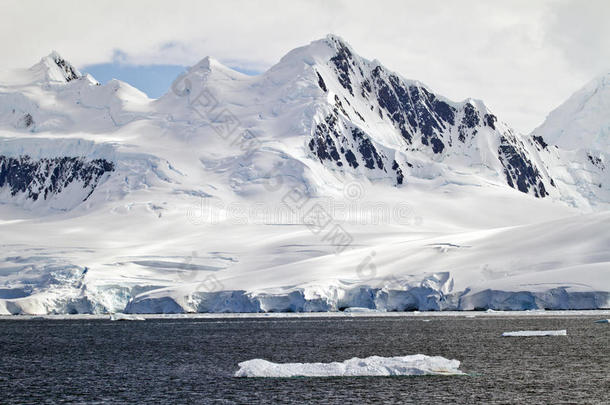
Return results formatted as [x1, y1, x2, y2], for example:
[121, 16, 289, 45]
[594, 319, 609, 323]
[234, 354, 465, 378]
[501, 330, 567, 337]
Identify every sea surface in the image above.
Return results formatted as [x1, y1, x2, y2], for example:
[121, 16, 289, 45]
[0, 315, 608, 404]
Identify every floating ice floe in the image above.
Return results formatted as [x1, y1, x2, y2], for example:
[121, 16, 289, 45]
[234, 354, 465, 377]
[501, 330, 567, 337]
[594, 319, 609, 323]
[109, 313, 145, 321]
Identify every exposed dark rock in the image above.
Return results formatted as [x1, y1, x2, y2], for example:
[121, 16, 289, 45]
[430, 138, 445, 154]
[497, 136, 548, 197]
[309, 114, 342, 166]
[353, 109, 365, 122]
[484, 113, 497, 130]
[369, 68, 453, 153]
[316, 72, 327, 92]
[462, 103, 480, 128]
[433, 99, 455, 126]
[344, 150, 359, 168]
[0, 155, 114, 202]
[392, 160, 404, 185]
[532, 135, 548, 150]
[361, 79, 372, 98]
[22, 113, 34, 127]
[334, 95, 350, 118]
[52, 55, 81, 82]
[352, 128, 384, 170]
[588, 154, 605, 170]
[316, 42, 556, 198]
[17, 113, 34, 129]
[330, 41, 354, 96]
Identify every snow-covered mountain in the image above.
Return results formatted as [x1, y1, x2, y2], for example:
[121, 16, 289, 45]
[534, 72, 610, 152]
[530, 73, 610, 209]
[0, 35, 608, 314]
[159, 36, 557, 199]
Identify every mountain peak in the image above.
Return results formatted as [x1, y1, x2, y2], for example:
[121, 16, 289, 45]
[163, 55, 247, 101]
[273, 34, 354, 69]
[183, 55, 249, 81]
[324, 33, 353, 51]
[191, 56, 221, 72]
[41, 51, 83, 83]
[35, 51, 83, 83]
[533, 71, 610, 151]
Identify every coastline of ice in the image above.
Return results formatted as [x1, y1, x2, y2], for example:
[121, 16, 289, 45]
[501, 330, 567, 337]
[2, 310, 610, 321]
[234, 355, 465, 378]
[6, 279, 607, 316]
[118, 284, 610, 315]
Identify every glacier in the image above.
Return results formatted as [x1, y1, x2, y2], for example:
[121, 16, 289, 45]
[0, 35, 609, 315]
[234, 355, 465, 377]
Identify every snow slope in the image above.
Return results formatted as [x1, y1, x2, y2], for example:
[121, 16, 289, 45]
[0, 36, 608, 314]
[533, 73, 610, 152]
[531, 73, 610, 210]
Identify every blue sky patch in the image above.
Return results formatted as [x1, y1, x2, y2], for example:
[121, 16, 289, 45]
[83, 62, 261, 99]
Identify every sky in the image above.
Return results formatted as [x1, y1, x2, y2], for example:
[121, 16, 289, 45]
[1, 0, 609, 133]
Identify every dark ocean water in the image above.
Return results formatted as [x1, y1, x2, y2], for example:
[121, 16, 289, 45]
[0, 316, 608, 404]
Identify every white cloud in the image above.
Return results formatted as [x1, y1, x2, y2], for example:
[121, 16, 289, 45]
[1, 0, 608, 133]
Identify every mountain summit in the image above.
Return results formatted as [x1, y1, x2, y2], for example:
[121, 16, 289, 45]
[162, 34, 556, 199]
[30, 51, 86, 83]
[533, 72, 610, 152]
